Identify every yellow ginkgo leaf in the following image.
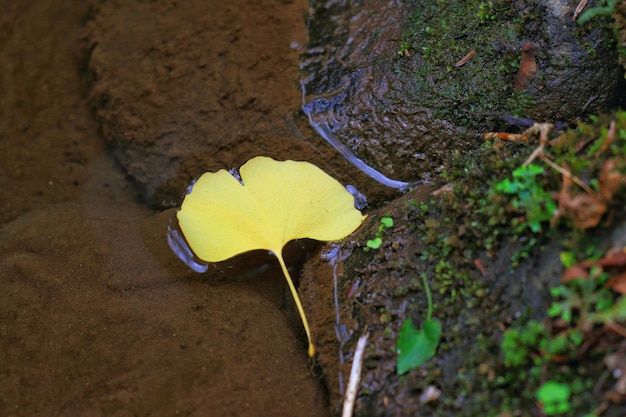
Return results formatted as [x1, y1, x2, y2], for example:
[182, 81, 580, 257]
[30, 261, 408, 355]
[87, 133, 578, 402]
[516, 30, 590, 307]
[177, 156, 366, 357]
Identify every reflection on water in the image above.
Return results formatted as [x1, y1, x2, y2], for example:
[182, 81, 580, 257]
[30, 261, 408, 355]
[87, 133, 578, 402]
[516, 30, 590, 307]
[302, 95, 414, 190]
[320, 242, 357, 395]
[167, 221, 209, 273]
[300, 0, 418, 189]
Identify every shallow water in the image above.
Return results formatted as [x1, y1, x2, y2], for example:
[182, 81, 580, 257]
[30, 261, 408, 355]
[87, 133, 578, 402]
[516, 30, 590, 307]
[0, 1, 329, 416]
[300, 0, 430, 186]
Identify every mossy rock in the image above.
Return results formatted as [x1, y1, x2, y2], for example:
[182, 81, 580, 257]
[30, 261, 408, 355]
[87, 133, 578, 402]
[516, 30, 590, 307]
[304, 110, 626, 416]
[301, 0, 624, 186]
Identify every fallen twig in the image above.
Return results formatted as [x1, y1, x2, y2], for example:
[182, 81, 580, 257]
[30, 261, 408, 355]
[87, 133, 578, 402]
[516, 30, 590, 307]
[454, 49, 475, 67]
[342, 332, 370, 417]
[573, 0, 589, 22]
[539, 155, 595, 195]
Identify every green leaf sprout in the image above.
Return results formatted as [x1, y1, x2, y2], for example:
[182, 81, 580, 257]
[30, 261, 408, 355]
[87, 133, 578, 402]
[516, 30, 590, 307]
[494, 164, 556, 233]
[365, 216, 394, 250]
[396, 273, 441, 374]
[536, 381, 571, 415]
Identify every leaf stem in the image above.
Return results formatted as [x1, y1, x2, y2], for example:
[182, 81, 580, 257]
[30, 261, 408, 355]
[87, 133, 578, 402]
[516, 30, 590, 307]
[422, 273, 433, 321]
[276, 252, 315, 357]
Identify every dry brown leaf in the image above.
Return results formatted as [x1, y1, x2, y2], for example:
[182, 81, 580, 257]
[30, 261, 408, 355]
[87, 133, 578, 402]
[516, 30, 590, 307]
[573, 0, 589, 22]
[554, 172, 606, 230]
[580, 247, 626, 269]
[454, 49, 475, 67]
[514, 41, 537, 91]
[595, 119, 616, 157]
[562, 247, 626, 293]
[553, 161, 626, 230]
[607, 273, 626, 295]
[562, 264, 590, 282]
[599, 159, 626, 202]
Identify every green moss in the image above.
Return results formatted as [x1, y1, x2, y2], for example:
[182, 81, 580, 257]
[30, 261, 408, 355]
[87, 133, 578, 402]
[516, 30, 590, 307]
[397, 109, 626, 416]
[379, 308, 393, 324]
[342, 105, 625, 416]
[395, 0, 526, 128]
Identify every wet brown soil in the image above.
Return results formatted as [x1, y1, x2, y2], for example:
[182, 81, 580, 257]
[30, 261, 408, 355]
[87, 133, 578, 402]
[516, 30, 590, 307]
[0, 1, 329, 416]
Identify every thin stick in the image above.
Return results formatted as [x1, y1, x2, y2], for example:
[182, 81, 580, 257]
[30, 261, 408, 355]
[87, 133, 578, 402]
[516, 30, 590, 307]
[573, 0, 589, 21]
[539, 154, 595, 196]
[276, 253, 315, 357]
[423, 273, 433, 321]
[342, 332, 369, 417]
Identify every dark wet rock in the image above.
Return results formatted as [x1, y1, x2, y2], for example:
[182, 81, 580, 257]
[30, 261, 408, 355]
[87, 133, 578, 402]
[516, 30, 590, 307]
[305, 184, 626, 417]
[302, 189, 514, 416]
[302, 109, 626, 416]
[300, 0, 624, 186]
[85, 0, 623, 206]
[520, 0, 624, 118]
[86, 0, 312, 207]
[301, 0, 462, 186]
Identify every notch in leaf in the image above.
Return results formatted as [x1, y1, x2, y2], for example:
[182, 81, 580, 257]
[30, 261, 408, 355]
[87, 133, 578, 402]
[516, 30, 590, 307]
[176, 156, 366, 356]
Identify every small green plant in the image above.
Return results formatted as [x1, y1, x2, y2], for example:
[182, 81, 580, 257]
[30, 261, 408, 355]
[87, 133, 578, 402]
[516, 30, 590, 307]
[536, 381, 571, 415]
[397, 40, 411, 56]
[476, 1, 495, 24]
[365, 216, 394, 250]
[576, 0, 618, 25]
[548, 272, 614, 326]
[500, 248, 626, 415]
[494, 164, 557, 233]
[396, 273, 441, 374]
[501, 320, 548, 367]
[502, 270, 619, 367]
